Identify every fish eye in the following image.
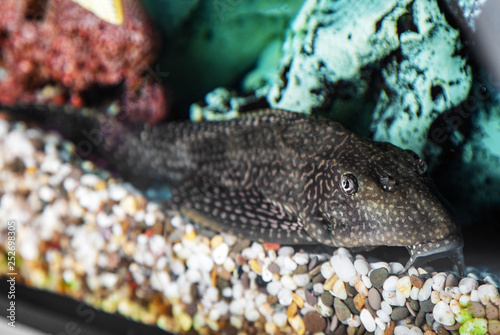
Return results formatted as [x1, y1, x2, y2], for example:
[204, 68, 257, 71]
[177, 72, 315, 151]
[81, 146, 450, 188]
[340, 173, 358, 195]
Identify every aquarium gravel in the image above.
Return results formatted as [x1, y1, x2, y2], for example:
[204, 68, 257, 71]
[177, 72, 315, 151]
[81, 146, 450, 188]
[1, 117, 499, 335]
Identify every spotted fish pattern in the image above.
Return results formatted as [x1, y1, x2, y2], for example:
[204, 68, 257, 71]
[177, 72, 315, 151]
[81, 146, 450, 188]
[5, 106, 464, 270]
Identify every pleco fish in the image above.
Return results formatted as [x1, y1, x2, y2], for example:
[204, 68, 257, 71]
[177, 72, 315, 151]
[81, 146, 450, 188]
[4, 105, 464, 272]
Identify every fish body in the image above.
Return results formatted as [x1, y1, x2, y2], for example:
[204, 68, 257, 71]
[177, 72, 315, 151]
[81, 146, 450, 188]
[4, 105, 463, 270]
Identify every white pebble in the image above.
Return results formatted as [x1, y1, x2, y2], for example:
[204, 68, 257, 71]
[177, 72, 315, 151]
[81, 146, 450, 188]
[292, 252, 309, 265]
[266, 281, 282, 296]
[148, 235, 166, 256]
[410, 287, 420, 300]
[477, 284, 500, 305]
[470, 289, 479, 302]
[407, 266, 419, 277]
[277, 246, 294, 257]
[245, 308, 260, 322]
[229, 298, 246, 315]
[382, 290, 399, 306]
[80, 173, 100, 187]
[331, 254, 357, 283]
[381, 301, 392, 315]
[459, 277, 478, 295]
[293, 273, 310, 287]
[223, 257, 236, 273]
[212, 243, 229, 265]
[222, 287, 232, 298]
[397, 276, 412, 298]
[63, 177, 79, 193]
[459, 294, 471, 307]
[273, 313, 287, 328]
[360, 309, 376, 332]
[376, 309, 391, 323]
[316, 299, 334, 317]
[38, 185, 56, 202]
[277, 287, 293, 306]
[418, 278, 434, 301]
[281, 275, 298, 290]
[389, 262, 404, 274]
[19, 231, 39, 261]
[397, 290, 407, 306]
[354, 259, 370, 276]
[279, 257, 297, 275]
[144, 212, 156, 227]
[331, 278, 347, 300]
[170, 216, 184, 228]
[261, 265, 273, 282]
[164, 282, 180, 298]
[346, 315, 361, 328]
[375, 317, 386, 331]
[383, 276, 399, 291]
[100, 272, 118, 288]
[370, 262, 390, 271]
[449, 299, 461, 314]
[186, 268, 201, 283]
[431, 291, 441, 304]
[432, 273, 447, 292]
[433, 301, 455, 326]
[96, 211, 114, 228]
[394, 325, 410, 335]
[409, 327, 423, 335]
[362, 274, 373, 289]
[313, 283, 324, 295]
[321, 261, 335, 279]
[108, 183, 127, 201]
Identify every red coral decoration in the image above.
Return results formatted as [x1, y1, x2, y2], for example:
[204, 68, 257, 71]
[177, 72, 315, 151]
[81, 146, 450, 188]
[0, 0, 168, 124]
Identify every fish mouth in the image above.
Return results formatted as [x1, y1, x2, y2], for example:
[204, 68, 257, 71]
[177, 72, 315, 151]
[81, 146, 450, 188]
[404, 233, 465, 275]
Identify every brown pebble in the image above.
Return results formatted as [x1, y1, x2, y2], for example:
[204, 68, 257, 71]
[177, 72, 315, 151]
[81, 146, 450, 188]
[268, 262, 280, 274]
[267, 295, 279, 305]
[445, 273, 458, 288]
[486, 302, 499, 320]
[329, 314, 338, 333]
[410, 299, 420, 312]
[353, 294, 365, 311]
[391, 306, 410, 321]
[313, 273, 326, 284]
[303, 311, 326, 333]
[489, 320, 500, 335]
[334, 298, 352, 322]
[347, 326, 357, 335]
[305, 290, 318, 306]
[321, 291, 334, 306]
[415, 309, 426, 327]
[355, 324, 366, 335]
[468, 301, 486, 318]
[333, 323, 347, 335]
[420, 298, 435, 313]
[346, 283, 357, 297]
[370, 267, 389, 289]
[241, 272, 250, 289]
[293, 264, 308, 275]
[308, 263, 323, 277]
[308, 256, 319, 271]
[411, 274, 424, 289]
[384, 320, 395, 335]
[424, 330, 437, 335]
[368, 287, 382, 310]
[443, 322, 460, 331]
[344, 297, 360, 315]
[287, 302, 298, 318]
[436, 326, 450, 335]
